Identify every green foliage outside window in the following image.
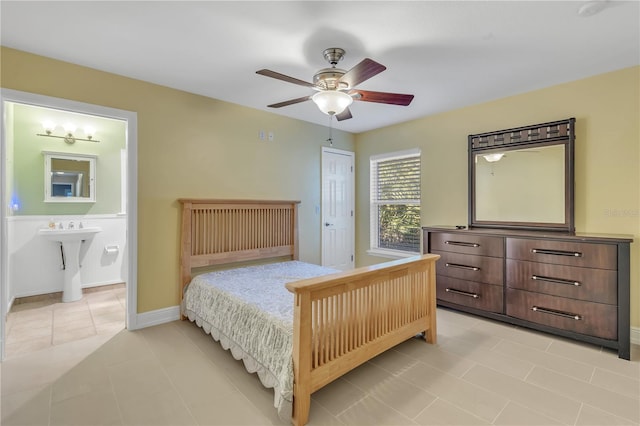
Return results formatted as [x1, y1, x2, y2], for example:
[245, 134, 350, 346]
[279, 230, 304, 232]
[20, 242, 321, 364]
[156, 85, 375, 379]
[378, 205, 421, 252]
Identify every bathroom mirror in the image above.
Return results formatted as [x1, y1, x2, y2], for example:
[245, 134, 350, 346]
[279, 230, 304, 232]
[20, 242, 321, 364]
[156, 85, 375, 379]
[469, 118, 575, 232]
[43, 151, 97, 202]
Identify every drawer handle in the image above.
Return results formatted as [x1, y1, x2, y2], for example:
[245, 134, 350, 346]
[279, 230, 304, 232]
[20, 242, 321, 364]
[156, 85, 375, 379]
[532, 275, 581, 287]
[445, 263, 480, 271]
[445, 288, 479, 298]
[445, 241, 480, 248]
[531, 248, 583, 257]
[532, 306, 582, 321]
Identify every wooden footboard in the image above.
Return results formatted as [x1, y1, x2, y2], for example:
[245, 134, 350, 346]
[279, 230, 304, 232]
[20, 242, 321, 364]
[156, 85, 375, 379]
[286, 254, 439, 426]
[179, 199, 439, 425]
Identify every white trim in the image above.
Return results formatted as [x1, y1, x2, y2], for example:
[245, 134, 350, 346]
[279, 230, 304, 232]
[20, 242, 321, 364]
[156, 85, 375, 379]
[120, 149, 127, 215]
[631, 326, 640, 345]
[92, 304, 640, 344]
[370, 147, 420, 162]
[135, 305, 181, 329]
[7, 213, 125, 222]
[0, 97, 8, 360]
[0, 89, 138, 356]
[366, 248, 419, 260]
[11, 280, 125, 299]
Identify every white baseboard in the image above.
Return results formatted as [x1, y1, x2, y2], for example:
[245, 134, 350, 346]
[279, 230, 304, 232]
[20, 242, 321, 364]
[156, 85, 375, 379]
[128, 306, 640, 346]
[631, 327, 640, 345]
[132, 305, 180, 330]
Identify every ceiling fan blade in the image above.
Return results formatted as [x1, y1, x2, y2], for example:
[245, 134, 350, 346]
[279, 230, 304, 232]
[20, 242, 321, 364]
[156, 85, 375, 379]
[256, 69, 315, 88]
[338, 58, 386, 88]
[267, 95, 312, 108]
[335, 107, 353, 121]
[352, 89, 414, 106]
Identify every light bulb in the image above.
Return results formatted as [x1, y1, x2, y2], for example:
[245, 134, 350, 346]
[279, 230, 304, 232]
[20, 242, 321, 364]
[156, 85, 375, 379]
[42, 120, 56, 134]
[63, 123, 77, 135]
[84, 125, 96, 139]
[483, 153, 505, 163]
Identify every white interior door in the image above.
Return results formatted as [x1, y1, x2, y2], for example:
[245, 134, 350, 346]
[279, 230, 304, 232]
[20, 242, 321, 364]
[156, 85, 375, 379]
[321, 147, 355, 270]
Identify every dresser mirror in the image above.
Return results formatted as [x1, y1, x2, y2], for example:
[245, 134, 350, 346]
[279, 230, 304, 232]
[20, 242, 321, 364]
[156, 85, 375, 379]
[469, 118, 575, 232]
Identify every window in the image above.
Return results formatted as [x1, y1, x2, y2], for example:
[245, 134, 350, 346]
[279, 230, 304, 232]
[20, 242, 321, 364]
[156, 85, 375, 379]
[369, 148, 421, 257]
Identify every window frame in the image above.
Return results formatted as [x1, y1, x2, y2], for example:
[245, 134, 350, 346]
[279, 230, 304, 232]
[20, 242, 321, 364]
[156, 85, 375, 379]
[368, 148, 421, 259]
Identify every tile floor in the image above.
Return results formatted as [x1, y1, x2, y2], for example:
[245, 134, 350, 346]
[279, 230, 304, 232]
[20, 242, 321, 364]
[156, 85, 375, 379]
[1, 307, 638, 425]
[5, 284, 126, 359]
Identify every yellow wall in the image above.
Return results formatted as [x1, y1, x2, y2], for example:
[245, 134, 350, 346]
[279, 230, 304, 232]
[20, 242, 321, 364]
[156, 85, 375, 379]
[0, 47, 355, 313]
[2, 46, 638, 328]
[355, 66, 640, 328]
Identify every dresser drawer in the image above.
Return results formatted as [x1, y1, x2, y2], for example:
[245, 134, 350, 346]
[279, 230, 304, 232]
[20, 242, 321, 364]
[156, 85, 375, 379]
[506, 238, 617, 270]
[506, 289, 617, 340]
[506, 260, 617, 304]
[434, 251, 503, 285]
[430, 232, 504, 257]
[437, 276, 503, 313]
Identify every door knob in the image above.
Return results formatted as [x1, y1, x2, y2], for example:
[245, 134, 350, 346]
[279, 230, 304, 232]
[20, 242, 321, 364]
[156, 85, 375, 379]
[325, 222, 332, 227]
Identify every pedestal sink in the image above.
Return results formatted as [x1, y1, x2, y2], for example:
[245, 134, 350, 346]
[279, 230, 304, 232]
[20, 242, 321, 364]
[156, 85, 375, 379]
[38, 227, 101, 302]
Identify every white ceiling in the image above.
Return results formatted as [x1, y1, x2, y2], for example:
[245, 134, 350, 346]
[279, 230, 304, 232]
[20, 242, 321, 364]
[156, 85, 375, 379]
[1, 1, 638, 134]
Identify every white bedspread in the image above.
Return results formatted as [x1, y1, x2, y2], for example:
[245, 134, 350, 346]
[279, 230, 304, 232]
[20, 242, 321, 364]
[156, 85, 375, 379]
[182, 261, 338, 420]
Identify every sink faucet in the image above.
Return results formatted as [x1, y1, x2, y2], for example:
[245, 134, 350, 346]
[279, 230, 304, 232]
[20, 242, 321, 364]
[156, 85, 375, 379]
[68, 221, 75, 229]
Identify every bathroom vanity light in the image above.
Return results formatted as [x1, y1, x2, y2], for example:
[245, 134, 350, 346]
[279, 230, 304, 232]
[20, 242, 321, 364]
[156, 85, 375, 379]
[37, 121, 100, 144]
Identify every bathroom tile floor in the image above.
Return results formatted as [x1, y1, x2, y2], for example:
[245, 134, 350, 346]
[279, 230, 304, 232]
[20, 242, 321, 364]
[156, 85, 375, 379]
[5, 284, 126, 359]
[1, 307, 638, 425]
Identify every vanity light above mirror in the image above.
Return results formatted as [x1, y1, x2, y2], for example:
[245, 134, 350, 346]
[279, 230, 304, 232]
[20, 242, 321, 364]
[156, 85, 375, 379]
[38, 121, 100, 144]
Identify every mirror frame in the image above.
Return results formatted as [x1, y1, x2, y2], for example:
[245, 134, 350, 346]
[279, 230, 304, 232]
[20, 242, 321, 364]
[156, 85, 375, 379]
[468, 118, 575, 232]
[43, 151, 97, 203]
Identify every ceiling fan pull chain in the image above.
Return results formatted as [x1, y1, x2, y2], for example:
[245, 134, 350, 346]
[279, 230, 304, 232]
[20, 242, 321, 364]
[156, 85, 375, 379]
[327, 115, 334, 147]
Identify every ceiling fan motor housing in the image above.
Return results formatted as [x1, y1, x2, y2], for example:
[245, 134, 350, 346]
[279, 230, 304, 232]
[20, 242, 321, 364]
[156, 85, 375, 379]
[314, 68, 348, 90]
[323, 47, 346, 66]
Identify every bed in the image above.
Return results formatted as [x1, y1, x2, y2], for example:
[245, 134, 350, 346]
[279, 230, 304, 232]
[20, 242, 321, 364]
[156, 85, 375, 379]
[179, 199, 440, 425]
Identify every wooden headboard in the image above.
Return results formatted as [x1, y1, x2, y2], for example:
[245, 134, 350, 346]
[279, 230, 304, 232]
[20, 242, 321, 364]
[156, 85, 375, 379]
[178, 199, 301, 295]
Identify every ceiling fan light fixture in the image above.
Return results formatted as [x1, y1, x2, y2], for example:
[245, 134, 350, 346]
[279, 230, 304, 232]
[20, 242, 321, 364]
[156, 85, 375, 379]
[483, 153, 505, 162]
[312, 91, 353, 116]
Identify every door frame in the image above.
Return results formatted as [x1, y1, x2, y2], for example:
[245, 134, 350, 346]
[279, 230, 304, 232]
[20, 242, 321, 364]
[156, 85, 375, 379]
[321, 147, 355, 269]
[0, 89, 138, 360]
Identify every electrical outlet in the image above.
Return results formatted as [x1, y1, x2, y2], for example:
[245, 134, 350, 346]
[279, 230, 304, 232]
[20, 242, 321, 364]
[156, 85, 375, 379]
[258, 130, 265, 140]
[268, 131, 274, 141]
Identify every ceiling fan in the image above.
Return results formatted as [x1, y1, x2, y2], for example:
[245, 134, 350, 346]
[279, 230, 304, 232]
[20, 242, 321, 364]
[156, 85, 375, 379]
[256, 48, 414, 121]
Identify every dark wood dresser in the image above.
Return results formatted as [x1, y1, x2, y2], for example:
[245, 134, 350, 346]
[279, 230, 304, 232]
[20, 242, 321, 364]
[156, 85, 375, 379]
[423, 226, 633, 359]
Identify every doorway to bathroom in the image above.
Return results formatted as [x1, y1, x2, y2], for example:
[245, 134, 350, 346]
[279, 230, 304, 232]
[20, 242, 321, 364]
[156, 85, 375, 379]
[0, 89, 138, 360]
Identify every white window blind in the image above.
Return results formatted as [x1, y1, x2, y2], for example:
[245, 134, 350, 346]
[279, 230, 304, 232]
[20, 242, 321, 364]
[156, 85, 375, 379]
[370, 149, 421, 255]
